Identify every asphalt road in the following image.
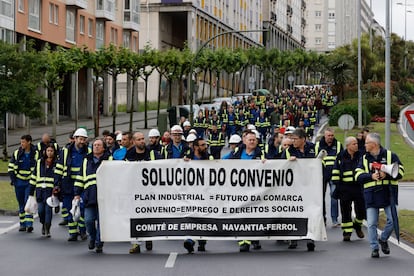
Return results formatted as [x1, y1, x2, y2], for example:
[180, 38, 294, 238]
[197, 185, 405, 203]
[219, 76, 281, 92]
[1, 183, 414, 276]
[0, 214, 413, 276]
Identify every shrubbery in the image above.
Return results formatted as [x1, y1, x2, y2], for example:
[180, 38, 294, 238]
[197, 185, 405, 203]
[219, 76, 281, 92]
[328, 100, 371, 126]
[328, 98, 400, 126]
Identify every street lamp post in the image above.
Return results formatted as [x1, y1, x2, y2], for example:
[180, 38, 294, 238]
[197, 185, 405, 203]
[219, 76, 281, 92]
[188, 29, 268, 123]
[397, 1, 414, 71]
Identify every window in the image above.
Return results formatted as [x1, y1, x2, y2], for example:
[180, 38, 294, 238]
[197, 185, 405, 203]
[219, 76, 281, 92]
[18, 0, 24, 12]
[315, 24, 321, 31]
[328, 12, 335, 19]
[96, 21, 104, 49]
[124, 0, 140, 24]
[315, 38, 322, 45]
[66, 9, 75, 42]
[110, 27, 118, 45]
[88, 18, 93, 37]
[123, 31, 130, 48]
[29, 0, 41, 31]
[80, 15, 85, 34]
[49, 3, 58, 25]
[0, 0, 12, 17]
[1, 28, 14, 43]
[315, 11, 321, 17]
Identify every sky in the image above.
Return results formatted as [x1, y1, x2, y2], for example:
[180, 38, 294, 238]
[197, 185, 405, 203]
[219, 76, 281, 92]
[371, 0, 414, 41]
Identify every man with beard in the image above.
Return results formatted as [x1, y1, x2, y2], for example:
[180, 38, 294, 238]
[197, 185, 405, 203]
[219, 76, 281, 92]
[125, 132, 161, 253]
[182, 138, 214, 253]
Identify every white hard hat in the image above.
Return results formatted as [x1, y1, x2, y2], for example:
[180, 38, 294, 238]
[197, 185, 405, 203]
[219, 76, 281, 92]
[285, 126, 296, 134]
[247, 124, 256, 130]
[186, 134, 197, 143]
[183, 120, 191, 127]
[229, 134, 241, 144]
[189, 129, 197, 135]
[46, 195, 60, 208]
[252, 130, 261, 139]
[73, 128, 88, 138]
[116, 133, 122, 141]
[171, 125, 183, 134]
[148, 128, 161, 137]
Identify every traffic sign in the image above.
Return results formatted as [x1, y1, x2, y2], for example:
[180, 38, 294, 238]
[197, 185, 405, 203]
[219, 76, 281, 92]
[404, 110, 414, 130]
[338, 114, 355, 131]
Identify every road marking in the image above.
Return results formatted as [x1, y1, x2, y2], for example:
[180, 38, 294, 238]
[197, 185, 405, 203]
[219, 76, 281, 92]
[0, 221, 14, 223]
[0, 221, 20, 235]
[165, 252, 178, 268]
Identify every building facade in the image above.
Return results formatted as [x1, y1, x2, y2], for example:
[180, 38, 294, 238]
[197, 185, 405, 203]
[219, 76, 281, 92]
[305, 0, 374, 53]
[6, 0, 140, 128]
[262, 0, 306, 51]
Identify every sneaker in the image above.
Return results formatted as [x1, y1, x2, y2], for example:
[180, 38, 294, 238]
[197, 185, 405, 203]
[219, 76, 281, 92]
[145, 241, 153, 251]
[58, 220, 68, 226]
[80, 232, 88, 241]
[198, 243, 206, 252]
[307, 241, 315, 251]
[252, 241, 262, 250]
[18, 226, 26, 232]
[371, 249, 380, 258]
[129, 244, 140, 254]
[239, 243, 250, 252]
[26, 226, 33, 233]
[67, 235, 78, 242]
[88, 240, 95, 250]
[343, 233, 351, 242]
[288, 240, 297, 249]
[184, 239, 195, 253]
[332, 222, 341, 228]
[379, 239, 390, 254]
[356, 229, 365, 239]
[96, 246, 103, 253]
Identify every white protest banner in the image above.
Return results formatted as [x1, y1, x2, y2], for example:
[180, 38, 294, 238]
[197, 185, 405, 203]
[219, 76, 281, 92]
[97, 159, 327, 242]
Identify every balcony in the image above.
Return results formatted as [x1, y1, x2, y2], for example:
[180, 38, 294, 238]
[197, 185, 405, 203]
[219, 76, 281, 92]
[301, 18, 306, 28]
[287, 5, 293, 16]
[123, 11, 140, 31]
[65, 0, 87, 9]
[270, 11, 277, 22]
[96, 0, 115, 21]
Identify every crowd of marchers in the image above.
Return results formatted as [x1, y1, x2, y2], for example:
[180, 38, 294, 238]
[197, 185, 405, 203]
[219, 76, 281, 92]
[8, 86, 404, 258]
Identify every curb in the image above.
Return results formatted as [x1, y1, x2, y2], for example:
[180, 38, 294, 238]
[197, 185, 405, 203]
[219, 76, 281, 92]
[0, 209, 18, 216]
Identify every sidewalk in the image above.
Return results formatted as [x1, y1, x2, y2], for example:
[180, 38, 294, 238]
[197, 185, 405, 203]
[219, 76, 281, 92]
[5, 110, 161, 154]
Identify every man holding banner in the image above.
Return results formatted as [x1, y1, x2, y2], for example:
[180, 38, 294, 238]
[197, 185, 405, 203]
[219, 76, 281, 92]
[183, 138, 214, 253]
[355, 133, 404, 258]
[282, 128, 317, 251]
[126, 132, 161, 254]
[74, 139, 112, 253]
[228, 130, 265, 252]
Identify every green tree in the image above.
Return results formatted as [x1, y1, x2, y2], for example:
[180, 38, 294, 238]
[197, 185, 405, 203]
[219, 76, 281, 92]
[40, 45, 85, 138]
[0, 41, 45, 157]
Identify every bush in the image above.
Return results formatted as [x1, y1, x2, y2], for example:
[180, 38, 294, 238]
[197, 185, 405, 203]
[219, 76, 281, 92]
[329, 97, 401, 126]
[366, 98, 399, 119]
[328, 100, 371, 126]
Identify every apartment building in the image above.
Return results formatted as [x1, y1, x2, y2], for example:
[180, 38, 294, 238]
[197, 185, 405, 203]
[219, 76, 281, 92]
[0, 0, 14, 42]
[7, 0, 140, 127]
[139, 0, 268, 100]
[305, 0, 375, 53]
[262, 0, 306, 51]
